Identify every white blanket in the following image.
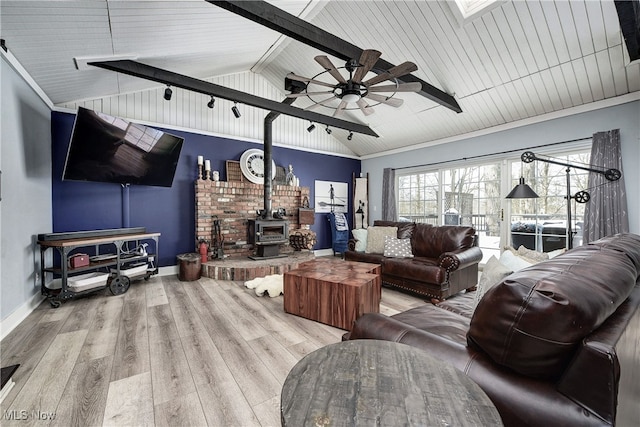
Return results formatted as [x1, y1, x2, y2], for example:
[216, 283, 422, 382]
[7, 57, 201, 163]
[244, 274, 284, 298]
[333, 212, 348, 231]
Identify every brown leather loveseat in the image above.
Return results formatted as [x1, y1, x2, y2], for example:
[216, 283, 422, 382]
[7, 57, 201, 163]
[345, 233, 640, 426]
[345, 221, 482, 301]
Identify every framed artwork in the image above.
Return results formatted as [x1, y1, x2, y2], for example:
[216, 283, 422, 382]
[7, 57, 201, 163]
[315, 180, 348, 213]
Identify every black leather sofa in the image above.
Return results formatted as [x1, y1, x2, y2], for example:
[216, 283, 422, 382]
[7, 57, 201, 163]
[345, 233, 640, 426]
[345, 221, 482, 302]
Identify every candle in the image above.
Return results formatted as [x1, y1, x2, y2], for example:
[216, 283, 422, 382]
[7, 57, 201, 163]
[204, 160, 211, 171]
[197, 155, 203, 165]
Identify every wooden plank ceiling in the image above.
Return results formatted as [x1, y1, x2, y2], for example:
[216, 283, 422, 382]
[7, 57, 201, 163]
[1, 0, 638, 157]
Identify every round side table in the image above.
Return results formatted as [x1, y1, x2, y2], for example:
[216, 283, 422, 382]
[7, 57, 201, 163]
[281, 340, 502, 426]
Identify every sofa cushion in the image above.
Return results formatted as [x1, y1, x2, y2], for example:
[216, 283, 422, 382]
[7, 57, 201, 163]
[498, 249, 534, 272]
[391, 304, 471, 345]
[373, 220, 416, 239]
[474, 255, 512, 307]
[345, 250, 385, 265]
[436, 291, 477, 318]
[468, 244, 639, 380]
[412, 225, 475, 258]
[516, 245, 549, 262]
[351, 228, 367, 252]
[384, 257, 445, 285]
[588, 233, 640, 270]
[383, 236, 414, 258]
[366, 226, 397, 253]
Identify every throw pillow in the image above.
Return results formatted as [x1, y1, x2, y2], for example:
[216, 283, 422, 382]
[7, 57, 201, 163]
[547, 248, 566, 258]
[474, 256, 512, 307]
[499, 249, 534, 272]
[383, 236, 414, 258]
[516, 245, 549, 262]
[351, 228, 368, 252]
[366, 226, 398, 253]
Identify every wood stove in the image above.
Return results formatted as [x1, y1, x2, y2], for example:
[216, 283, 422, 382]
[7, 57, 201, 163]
[248, 219, 288, 259]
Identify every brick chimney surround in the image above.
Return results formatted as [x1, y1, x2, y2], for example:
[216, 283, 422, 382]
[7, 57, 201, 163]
[195, 179, 312, 260]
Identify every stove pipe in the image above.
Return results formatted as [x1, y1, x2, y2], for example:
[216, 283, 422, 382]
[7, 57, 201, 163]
[261, 79, 304, 219]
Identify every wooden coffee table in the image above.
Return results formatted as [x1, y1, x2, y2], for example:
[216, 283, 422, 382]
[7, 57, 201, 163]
[283, 258, 381, 330]
[281, 340, 503, 426]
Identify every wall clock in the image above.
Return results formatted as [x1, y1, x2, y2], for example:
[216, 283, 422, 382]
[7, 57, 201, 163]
[239, 149, 276, 184]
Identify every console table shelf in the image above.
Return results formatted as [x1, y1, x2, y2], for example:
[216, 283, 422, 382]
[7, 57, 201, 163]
[37, 230, 160, 307]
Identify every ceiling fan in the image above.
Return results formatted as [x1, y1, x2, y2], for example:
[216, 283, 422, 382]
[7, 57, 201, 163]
[286, 49, 422, 117]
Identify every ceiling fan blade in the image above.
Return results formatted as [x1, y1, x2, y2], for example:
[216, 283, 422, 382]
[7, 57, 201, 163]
[315, 55, 347, 84]
[286, 90, 334, 98]
[365, 93, 404, 107]
[352, 49, 382, 83]
[286, 72, 336, 88]
[363, 61, 418, 86]
[356, 98, 375, 116]
[333, 100, 348, 117]
[368, 82, 422, 93]
[304, 95, 338, 110]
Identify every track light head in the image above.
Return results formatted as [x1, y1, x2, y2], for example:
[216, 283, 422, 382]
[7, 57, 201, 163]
[207, 96, 215, 109]
[307, 123, 316, 133]
[347, 131, 353, 141]
[232, 103, 241, 118]
[164, 86, 172, 101]
[325, 125, 332, 135]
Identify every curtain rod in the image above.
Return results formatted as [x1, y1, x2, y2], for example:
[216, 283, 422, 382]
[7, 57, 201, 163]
[392, 136, 592, 171]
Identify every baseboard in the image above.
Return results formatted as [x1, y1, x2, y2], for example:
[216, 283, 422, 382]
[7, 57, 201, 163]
[158, 265, 178, 276]
[0, 291, 45, 341]
[313, 248, 335, 257]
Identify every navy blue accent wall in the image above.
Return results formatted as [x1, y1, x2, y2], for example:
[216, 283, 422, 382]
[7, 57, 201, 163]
[51, 111, 360, 265]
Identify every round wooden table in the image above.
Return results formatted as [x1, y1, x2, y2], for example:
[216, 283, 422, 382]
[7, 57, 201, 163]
[281, 340, 503, 426]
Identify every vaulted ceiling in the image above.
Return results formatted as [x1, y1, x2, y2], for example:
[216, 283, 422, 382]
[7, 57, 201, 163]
[2, 0, 638, 157]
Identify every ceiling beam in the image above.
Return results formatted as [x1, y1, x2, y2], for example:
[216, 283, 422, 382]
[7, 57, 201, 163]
[614, 0, 640, 62]
[207, 0, 463, 113]
[89, 60, 379, 137]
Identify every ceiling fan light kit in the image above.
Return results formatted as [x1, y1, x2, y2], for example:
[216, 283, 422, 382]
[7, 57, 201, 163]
[288, 49, 421, 117]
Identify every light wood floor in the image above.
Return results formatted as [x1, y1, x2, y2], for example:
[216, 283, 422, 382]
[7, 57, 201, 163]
[0, 274, 424, 426]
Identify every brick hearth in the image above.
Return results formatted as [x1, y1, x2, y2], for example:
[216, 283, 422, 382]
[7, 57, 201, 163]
[195, 180, 312, 258]
[202, 252, 315, 281]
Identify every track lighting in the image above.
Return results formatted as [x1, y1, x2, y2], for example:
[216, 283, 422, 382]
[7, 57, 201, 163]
[307, 123, 316, 133]
[164, 85, 172, 101]
[347, 131, 353, 141]
[207, 96, 215, 109]
[325, 125, 332, 135]
[232, 103, 241, 118]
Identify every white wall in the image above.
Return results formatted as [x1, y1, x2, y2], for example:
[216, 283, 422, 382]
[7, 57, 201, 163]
[363, 99, 640, 235]
[1, 54, 52, 334]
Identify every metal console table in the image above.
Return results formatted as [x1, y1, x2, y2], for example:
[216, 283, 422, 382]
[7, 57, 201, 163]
[37, 228, 160, 308]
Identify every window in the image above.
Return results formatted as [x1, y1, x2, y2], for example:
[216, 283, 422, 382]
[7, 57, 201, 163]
[396, 146, 591, 262]
[398, 161, 502, 262]
[448, 0, 504, 25]
[510, 151, 591, 251]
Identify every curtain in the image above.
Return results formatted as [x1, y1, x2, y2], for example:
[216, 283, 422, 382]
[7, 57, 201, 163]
[583, 129, 628, 243]
[382, 168, 396, 221]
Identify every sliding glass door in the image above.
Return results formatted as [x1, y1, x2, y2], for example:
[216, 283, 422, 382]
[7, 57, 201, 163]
[397, 162, 502, 263]
[508, 151, 591, 252]
[396, 146, 591, 264]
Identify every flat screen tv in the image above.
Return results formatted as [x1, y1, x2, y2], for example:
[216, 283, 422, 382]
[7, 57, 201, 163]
[63, 107, 184, 187]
